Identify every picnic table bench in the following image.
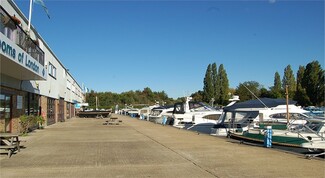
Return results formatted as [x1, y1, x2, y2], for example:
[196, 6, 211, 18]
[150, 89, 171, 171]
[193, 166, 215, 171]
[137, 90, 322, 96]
[103, 117, 121, 125]
[0, 133, 21, 158]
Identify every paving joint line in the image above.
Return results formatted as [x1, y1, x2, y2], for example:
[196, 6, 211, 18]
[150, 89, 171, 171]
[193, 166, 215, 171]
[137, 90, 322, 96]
[126, 122, 219, 178]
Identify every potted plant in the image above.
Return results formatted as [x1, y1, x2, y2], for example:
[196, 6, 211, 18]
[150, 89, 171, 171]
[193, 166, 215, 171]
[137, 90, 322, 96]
[35, 115, 45, 129]
[11, 15, 21, 25]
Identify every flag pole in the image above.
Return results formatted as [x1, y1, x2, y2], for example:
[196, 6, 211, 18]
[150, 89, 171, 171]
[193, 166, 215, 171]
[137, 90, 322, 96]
[27, 0, 33, 33]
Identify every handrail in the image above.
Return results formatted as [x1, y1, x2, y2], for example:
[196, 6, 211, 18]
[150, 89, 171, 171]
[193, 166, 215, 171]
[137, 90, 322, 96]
[0, 6, 44, 66]
[287, 117, 325, 141]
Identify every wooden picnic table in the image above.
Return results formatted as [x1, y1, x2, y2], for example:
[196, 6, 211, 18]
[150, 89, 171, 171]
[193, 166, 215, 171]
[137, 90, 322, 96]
[103, 117, 121, 125]
[0, 133, 20, 157]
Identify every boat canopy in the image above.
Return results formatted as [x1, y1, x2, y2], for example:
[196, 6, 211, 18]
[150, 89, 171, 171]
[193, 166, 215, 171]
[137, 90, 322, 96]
[224, 98, 296, 111]
[152, 105, 174, 110]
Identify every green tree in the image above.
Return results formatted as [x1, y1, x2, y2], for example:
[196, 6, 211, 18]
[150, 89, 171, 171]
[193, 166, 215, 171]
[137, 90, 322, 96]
[319, 69, 325, 106]
[235, 81, 261, 101]
[260, 87, 272, 98]
[302, 60, 324, 106]
[282, 65, 296, 99]
[203, 64, 214, 103]
[211, 63, 219, 105]
[217, 64, 230, 105]
[191, 90, 204, 102]
[87, 90, 96, 109]
[295, 65, 311, 106]
[270, 71, 283, 98]
[85, 87, 176, 109]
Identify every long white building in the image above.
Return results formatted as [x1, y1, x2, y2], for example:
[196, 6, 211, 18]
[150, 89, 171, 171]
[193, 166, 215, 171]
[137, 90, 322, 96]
[0, 0, 85, 133]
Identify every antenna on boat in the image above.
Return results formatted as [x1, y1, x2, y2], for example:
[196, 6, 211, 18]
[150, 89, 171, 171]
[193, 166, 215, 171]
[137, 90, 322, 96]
[285, 85, 290, 125]
[243, 84, 268, 108]
[96, 96, 98, 111]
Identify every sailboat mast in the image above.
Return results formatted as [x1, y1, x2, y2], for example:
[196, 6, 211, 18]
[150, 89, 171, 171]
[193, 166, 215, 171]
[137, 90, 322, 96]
[96, 96, 98, 110]
[285, 85, 290, 125]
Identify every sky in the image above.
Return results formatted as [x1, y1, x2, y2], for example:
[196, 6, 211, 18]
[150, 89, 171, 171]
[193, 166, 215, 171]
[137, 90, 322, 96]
[13, 0, 324, 99]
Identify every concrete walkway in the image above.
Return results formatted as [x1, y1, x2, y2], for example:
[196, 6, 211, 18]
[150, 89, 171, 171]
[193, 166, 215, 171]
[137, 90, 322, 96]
[0, 114, 324, 178]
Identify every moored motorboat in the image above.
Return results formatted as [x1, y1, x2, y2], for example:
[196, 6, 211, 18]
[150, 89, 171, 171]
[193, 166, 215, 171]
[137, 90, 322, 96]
[148, 105, 174, 124]
[77, 109, 112, 118]
[138, 104, 160, 120]
[172, 97, 221, 129]
[229, 118, 325, 152]
[186, 96, 240, 134]
[210, 98, 310, 137]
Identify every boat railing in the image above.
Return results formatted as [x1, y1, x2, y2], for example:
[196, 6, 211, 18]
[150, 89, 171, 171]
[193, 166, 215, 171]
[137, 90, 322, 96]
[0, 7, 44, 66]
[286, 118, 325, 143]
[227, 117, 254, 133]
[300, 124, 325, 141]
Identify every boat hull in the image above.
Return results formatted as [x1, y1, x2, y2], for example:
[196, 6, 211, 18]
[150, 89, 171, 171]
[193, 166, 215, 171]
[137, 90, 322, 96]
[77, 111, 111, 118]
[229, 131, 308, 148]
[186, 123, 215, 134]
[149, 116, 163, 124]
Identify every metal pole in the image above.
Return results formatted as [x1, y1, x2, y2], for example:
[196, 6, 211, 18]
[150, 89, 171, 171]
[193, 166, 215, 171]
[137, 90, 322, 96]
[286, 85, 290, 125]
[28, 0, 33, 33]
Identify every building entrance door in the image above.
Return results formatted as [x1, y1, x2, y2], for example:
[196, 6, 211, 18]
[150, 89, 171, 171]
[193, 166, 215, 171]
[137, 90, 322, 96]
[58, 98, 64, 122]
[0, 94, 12, 133]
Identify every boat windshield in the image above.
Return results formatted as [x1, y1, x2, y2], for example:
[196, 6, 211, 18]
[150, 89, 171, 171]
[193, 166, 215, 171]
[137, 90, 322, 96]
[305, 121, 323, 132]
[189, 102, 216, 111]
[219, 111, 259, 124]
[269, 113, 309, 120]
[294, 120, 324, 133]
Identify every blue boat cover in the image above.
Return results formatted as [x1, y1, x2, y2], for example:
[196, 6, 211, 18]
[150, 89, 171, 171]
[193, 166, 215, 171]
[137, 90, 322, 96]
[224, 98, 296, 111]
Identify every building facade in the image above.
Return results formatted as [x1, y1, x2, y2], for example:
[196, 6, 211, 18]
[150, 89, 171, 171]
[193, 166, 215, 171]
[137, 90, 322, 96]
[0, 0, 85, 133]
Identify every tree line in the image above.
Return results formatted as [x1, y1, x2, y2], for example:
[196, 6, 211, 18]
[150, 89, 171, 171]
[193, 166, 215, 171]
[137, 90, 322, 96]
[86, 60, 324, 109]
[196, 60, 324, 107]
[86, 87, 178, 109]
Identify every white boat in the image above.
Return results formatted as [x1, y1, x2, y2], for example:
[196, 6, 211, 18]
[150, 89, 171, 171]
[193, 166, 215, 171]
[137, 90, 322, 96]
[210, 98, 310, 137]
[185, 96, 240, 134]
[127, 109, 140, 118]
[222, 98, 325, 157]
[301, 138, 325, 159]
[138, 104, 160, 120]
[301, 140, 325, 150]
[119, 106, 138, 117]
[148, 105, 174, 124]
[186, 112, 223, 134]
[172, 97, 223, 130]
[229, 118, 325, 158]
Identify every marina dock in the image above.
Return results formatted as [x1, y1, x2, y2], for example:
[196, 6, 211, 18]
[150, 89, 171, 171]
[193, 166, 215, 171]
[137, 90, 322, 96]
[0, 114, 324, 178]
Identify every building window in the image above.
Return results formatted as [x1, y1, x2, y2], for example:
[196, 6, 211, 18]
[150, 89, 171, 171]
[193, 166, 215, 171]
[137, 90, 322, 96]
[67, 80, 71, 90]
[48, 62, 56, 79]
[25, 93, 40, 116]
[0, 93, 12, 133]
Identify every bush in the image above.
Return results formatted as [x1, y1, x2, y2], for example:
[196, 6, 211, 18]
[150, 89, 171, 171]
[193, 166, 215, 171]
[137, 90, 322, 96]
[35, 115, 45, 129]
[19, 115, 44, 134]
[19, 115, 34, 134]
